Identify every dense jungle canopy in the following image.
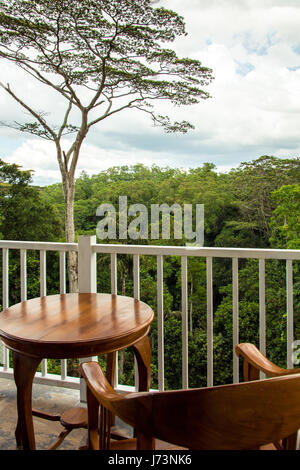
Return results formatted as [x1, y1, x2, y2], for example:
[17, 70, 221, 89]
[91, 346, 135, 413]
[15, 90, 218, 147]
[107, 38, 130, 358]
[0, 154, 299, 387]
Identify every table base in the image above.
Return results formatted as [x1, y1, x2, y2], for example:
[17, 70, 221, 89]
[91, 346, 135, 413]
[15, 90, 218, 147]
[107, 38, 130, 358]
[12, 335, 151, 450]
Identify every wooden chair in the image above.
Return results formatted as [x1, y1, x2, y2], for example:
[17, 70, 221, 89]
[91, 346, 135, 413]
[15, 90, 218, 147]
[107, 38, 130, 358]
[236, 342, 300, 450]
[79, 360, 300, 450]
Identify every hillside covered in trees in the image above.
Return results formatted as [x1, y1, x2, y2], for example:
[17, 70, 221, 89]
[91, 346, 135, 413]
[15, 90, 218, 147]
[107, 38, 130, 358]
[0, 155, 299, 388]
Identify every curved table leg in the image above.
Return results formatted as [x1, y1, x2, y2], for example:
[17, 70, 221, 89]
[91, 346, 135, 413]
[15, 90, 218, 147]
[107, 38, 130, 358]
[132, 335, 151, 392]
[12, 351, 41, 450]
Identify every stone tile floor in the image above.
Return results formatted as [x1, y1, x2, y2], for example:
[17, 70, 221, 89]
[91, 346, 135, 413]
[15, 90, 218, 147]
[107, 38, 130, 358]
[0, 377, 88, 450]
[0, 377, 133, 452]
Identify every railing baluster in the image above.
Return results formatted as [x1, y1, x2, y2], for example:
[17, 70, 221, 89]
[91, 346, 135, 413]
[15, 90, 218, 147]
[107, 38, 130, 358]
[157, 255, 164, 391]
[2, 248, 9, 309]
[2, 249, 9, 371]
[40, 250, 47, 297]
[259, 259, 266, 378]
[181, 255, 188, 389]
[110, 253, 118, 387]
[59, 251, 67, 378]
[133, 254, 140, 299]
[259, 259, 266, 354]
[40, 250, 47, 376]
[110, 253, 117, 294]
[206, 257, 213, 387]
[232, 258, 239, 383]
[133, 254, 140, 390]
[20, 249, 27, 302]
[286, 259, 294, 369]
[41, 360, 47, 377]
[61, 359, 67, 381]
[59, 251, 66, 295]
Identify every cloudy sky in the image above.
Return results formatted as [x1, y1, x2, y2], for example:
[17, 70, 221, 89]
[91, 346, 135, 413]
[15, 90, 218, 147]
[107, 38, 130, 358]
[1, 0, 300, 185]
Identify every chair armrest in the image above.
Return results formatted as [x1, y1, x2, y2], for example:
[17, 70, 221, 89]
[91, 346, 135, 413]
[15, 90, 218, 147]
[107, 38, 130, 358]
[79, 361, 137, 417]
[79, 361, 122, 411]
[235, 343, 300, 377]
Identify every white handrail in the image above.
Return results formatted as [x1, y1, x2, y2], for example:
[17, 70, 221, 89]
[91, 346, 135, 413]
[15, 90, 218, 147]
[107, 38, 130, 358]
[0, 239, 298, 259]
[0, 240, 78, 251]
[92, 243, 300, 260]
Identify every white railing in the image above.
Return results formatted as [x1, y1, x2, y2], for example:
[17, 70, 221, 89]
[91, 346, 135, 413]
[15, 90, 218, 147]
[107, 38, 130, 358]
[0, 236, 299, 398]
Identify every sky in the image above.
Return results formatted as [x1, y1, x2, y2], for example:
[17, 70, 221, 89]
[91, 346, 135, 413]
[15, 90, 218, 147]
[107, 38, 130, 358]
[1, 0, 300, 185]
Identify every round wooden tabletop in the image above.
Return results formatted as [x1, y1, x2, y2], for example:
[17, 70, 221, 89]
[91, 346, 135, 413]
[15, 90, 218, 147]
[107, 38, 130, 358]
[0, 293, 154, 358]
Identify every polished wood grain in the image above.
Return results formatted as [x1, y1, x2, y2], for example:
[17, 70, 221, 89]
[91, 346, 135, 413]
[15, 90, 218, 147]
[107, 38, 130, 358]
[235, 342, 300, 380]
[29, 407, 88, 451]
[0, 293, 154, 450]
[12, 352, 41, 449]
[236, 342, 300, 450]
[80, 360, 300, 450]
[0, 293, 154, 358]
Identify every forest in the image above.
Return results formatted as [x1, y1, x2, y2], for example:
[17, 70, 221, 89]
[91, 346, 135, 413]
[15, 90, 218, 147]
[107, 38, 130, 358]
[0, 154, 299, 389]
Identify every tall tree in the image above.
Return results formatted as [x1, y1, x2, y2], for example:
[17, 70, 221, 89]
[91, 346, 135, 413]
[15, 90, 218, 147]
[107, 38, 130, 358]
[0, 158, 62, 241]
[0, 0, 213, 291]
[270, 184, 300, 249]
[227, 155, 300, 244]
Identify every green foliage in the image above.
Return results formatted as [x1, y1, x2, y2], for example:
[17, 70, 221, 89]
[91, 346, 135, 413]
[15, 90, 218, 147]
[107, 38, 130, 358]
[0, 159, 64, 314]
[0, 159, 63, 241]
[270, 184, 300, 249]
[227, 155, 300, 245]
[1, 156, 299, 386]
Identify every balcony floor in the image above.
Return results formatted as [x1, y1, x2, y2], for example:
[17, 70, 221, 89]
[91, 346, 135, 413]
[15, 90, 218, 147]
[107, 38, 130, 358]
[0, 377, 88, 450]
[0, 377, 133, 451]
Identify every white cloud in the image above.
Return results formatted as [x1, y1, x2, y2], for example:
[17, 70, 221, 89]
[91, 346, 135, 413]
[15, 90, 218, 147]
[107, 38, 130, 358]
[4, 138, 190, 185]
[1, 0, 300, 184]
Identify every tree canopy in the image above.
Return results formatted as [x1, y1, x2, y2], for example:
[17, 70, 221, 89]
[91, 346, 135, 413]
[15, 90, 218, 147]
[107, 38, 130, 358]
[0, 0, 213, 138]
[0, 0, 213, 291]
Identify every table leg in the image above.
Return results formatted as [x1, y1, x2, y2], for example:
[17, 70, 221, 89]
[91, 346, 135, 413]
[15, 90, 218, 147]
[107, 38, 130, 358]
[106, 352, 116, 387]
[12, 351, 41, 450]
[132, 335, 151, 392]
[106, 352, 117, 426]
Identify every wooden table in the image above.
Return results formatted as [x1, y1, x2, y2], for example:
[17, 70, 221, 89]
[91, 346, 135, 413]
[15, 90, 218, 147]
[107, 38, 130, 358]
[0, 293, 154, 450]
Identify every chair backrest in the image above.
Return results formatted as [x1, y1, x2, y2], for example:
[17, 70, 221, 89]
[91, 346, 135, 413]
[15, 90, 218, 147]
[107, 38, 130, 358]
[80, 361, 300, 450]
[109, 374, 300, 449]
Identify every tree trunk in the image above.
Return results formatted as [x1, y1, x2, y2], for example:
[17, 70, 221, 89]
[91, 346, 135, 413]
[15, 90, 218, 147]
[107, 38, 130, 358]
[122, 274, 126, 296]
[63, 174, 78, 293]
[55, 112, 88, 294]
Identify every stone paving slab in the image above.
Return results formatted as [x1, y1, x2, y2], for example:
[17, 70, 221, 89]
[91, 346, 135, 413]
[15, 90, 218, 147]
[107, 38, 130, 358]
[0, 377, 133, 451]
[0, 377, 87, 450]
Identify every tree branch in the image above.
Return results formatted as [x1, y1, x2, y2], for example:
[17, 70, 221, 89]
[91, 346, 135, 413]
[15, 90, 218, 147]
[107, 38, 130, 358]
[0, 81, 58, 141]
[0, 53, 74, 102]
[65, 110, 89, 177]
[58, 100, 73, 139]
